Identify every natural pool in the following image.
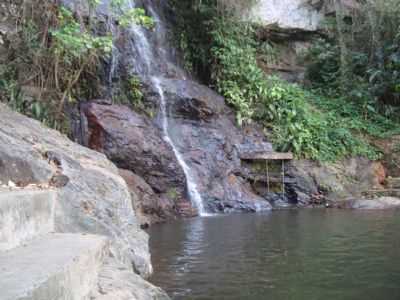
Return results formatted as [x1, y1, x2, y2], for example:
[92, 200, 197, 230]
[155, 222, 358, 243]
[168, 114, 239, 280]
[149, 209, 400, 300]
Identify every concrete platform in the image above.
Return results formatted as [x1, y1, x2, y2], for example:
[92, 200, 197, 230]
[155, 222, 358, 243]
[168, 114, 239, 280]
[0, 233, 108, 300]
[0, 190, 56, 251]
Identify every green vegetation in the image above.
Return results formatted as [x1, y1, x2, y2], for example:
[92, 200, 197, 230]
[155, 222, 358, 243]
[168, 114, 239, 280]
[210, 18, 380, 160]
[0, 0, 152, 131]
[169, 0, 400, 161]
[111, 75, 148, 113]
[2, 0, 399, 162]
[305, 1, 400, 125]
[51, 6, 113, 120]
[118, 8, 154, 28]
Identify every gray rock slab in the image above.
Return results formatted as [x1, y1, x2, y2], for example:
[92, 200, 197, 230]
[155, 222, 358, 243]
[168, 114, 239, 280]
[0, 233, 108, 300]
[0, 103, 151, 277]
[91, 257, 171, 300]
[0, 189, 56, 251]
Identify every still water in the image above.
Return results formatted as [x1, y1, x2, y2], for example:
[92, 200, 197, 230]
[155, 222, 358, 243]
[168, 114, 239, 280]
[149, 209, 400, 300]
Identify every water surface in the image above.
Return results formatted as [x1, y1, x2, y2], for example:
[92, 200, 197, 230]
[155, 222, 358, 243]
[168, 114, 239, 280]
[149, 210, 400, 300]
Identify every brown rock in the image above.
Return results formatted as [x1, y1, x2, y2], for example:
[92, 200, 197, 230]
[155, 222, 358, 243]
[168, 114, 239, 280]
[118, 169, 176, 226]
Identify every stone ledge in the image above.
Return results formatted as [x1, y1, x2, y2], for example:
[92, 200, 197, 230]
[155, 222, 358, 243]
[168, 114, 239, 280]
[0, 233, 108, 300]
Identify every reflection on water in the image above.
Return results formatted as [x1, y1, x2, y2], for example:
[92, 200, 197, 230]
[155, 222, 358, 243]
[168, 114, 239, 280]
[149, 210, 400, 300]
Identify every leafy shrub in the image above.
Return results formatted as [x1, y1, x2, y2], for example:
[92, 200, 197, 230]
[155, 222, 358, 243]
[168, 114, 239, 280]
[209, 17, 381, 161]
[0, 0, 153, 131]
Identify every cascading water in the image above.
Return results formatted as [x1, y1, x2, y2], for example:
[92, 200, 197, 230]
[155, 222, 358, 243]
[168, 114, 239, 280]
[123, 0, 207, 216]
[152, 77, 206, 216]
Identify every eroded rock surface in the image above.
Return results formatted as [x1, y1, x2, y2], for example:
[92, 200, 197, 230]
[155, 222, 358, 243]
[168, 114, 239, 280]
[288, 158, 387, 205]
[159, 78, 273, 213]
[79, 102, 188, 215]
[119, 168, 173, 226]
[249, 0, 324, 32]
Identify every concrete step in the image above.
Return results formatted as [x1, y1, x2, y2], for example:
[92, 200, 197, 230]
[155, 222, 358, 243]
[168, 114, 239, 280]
[0, 233, 108, 300]
[0, 189, 56, 251]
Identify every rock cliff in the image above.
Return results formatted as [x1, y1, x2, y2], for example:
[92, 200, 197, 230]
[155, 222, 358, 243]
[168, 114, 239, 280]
[249, 0, 323, 31]
[0, 103, 169, 299]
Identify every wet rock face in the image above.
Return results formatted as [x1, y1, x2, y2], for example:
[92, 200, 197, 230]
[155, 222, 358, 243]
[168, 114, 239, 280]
[81, 102, 187, 199]
[161, 78, 228, 121]
[153, 78, 273, 213]
[208, 174, 273, 212]
[78, 79, 273, 215]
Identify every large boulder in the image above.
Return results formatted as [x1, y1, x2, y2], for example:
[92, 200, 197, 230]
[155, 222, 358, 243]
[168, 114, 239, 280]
[0, 103, 151, 277]
[119, 168, 174, 226]
[80, 102, 189, 215]
[78, 79, 273, 215]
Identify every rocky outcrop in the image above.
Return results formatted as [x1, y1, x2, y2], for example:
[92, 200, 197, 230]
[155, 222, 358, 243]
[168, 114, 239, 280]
[333, 197, 400, 210]
[79, 86, 273, 214]
[249, 0, 324, 32]
[288, 158, 387, 205]
[350, 197, 400, 209]
[158, 78, 273, 213]
[81, 102, 187, 199]
[249, 0, 359, 32]
[247, 0, 324, 82]
[79, 102, 188, 218]
[119, 169, 173, 226]
[92, 257, 170, 300]
[372, 135, 400, 178]
[247, 0, 360, 82]
[0, 103, 168, 298]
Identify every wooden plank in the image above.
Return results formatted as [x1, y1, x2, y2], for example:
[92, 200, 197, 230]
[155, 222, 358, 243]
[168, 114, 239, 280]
[250, 176, 297, 184]
[240, 152, 294, 160]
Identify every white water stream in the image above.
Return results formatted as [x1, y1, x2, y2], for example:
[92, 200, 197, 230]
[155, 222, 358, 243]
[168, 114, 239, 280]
[152, 78, 206, 216]
[124, 0, 207, 215]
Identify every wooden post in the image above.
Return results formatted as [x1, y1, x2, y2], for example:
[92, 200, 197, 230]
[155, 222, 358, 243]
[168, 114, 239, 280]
[266, 160, 270, 194]
[281, 160, 285, 199]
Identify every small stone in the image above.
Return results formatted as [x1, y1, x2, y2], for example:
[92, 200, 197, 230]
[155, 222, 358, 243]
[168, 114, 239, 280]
[8, 180, 16, 188]
[49, 175, 70, 188]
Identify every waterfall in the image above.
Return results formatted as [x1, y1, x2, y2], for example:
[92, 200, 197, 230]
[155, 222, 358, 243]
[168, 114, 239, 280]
[123, 0, 207, 215]
[152, 78, 206, 216]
